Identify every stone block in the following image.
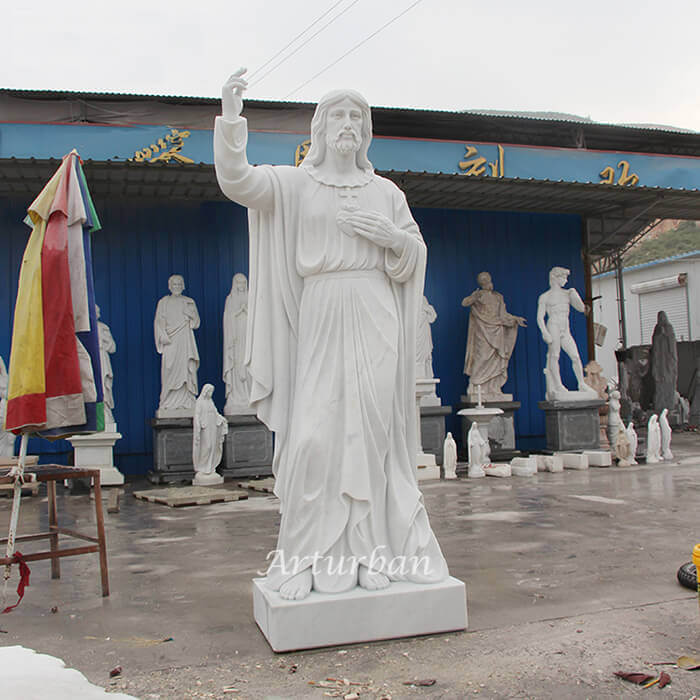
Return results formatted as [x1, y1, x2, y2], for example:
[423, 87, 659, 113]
[533, 454, 564, 472]
[221, 415, 274, 479]
[253, 576, 467, 652]
[538, 400, 605, 452]
[150, 417, 194, 483]
[510, 456, 537, 476]
[420, 405, 452, 465]
[583, 450, 612, 467]
[484, 463, 511, 478]
[556, 452, 589, 470]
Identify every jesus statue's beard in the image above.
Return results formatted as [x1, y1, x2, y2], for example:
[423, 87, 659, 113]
[327, 132, 360, 155]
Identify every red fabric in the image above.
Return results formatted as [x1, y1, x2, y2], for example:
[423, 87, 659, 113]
[2, 552, 31, 614]
[41, 173, 82, 404]
[6, 393, 46, 434]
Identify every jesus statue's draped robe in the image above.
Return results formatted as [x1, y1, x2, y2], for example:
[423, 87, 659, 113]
[214, 115, 448, 591]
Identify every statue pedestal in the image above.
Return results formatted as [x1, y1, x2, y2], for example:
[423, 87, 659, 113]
[420, 405, 452, 466]
[459, 399, 521, 461]
[221, 414, 274, 479]
[253, 576, 467, 652]
[193, 471, 224, 486]
[538, 399, 605, 452]
[416, 380, 441, 480]
[68, 429, 124, 486]
[149, 417, 194, 484]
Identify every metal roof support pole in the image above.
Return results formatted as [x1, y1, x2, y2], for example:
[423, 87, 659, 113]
[614, 253, 629, 393]
[615, 254, 628, 349]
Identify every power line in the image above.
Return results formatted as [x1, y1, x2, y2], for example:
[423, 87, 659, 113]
[250, 0, 363, 89]
[248, 0, 348, 81]
[283, 0, 425, 99]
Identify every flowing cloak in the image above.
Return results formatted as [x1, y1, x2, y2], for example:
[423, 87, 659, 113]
[215, 115, 448, 590]
[154, 295, 200, 409]
[464, 290, 518, 386]
[222, 288, 249, 409]
[192, 397, 228, 474]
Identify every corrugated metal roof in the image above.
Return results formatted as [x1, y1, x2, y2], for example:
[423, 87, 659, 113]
[3, 88, 699, 145]
[593, 249, 700, 279]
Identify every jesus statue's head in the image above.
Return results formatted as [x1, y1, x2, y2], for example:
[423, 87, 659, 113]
[303, 89, 373, 172]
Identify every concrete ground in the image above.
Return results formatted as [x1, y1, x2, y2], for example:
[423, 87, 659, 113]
[1, 433, 699, 699]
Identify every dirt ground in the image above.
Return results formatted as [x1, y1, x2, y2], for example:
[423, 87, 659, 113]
[1, 433, 699, 699]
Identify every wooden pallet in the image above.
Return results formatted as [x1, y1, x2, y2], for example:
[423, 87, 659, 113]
[133, 486, 248, 508]
[237, 478, 276, 494]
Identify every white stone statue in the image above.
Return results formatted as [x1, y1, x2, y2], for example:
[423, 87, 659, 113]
[214, 69, 448, 601]
[614, 426, 633, 466]
[659, 407, 673, 460]
[0, 355, 17, 457]
[223, 273, 252, 414]
[443, 432, 457, 479]
[625, 421, 638, 465]
[537, 267, 597, 401]
[462, 271, 526, 401]
[646, 414, 662, 464]
[192, 384, 228, 485]
[96, 305, 117, 429]
[607, 389, 622, 448]
[416, 295, 437, 380]
[467, 422, 489, 478]
[154, 274, 200, 417]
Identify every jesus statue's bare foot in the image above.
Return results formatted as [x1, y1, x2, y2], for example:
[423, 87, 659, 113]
[279, 568, 312, 600]
[358, 565, 390, 591]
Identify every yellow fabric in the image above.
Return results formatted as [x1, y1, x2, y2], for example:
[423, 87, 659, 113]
[7, 161, 67, 402]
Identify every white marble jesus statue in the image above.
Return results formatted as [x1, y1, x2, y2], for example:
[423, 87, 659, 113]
[214, 69, 448, 601]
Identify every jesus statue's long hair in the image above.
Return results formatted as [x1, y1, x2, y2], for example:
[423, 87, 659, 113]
[302, 89, 374, 172]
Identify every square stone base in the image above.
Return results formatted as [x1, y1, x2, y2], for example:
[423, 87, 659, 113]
[150, 417, 194, 483]
[68, 431, 124, 485]
[221, 415, 273, 479]
[538, 399, 605, 452]
[419, 405, 452, 465]
[253, 576, 467, 652]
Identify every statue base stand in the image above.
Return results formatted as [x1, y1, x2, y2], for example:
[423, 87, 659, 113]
[415, 379, 441, 480]
[538, 399, 605, 452]
[221, 414, 274, 479]
[420, 405, 452, 466]
[193, 471, 224, 486]
[458, 400, 521, 461]
[149, 417, 194, 484]
[68, 428, 124, 486]
[253, 576, 467, 652]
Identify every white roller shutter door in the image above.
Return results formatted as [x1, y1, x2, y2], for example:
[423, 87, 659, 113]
[639, 286, 690, 343]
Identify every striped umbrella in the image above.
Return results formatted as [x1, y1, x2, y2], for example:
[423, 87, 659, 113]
[2, 150, 104, 605]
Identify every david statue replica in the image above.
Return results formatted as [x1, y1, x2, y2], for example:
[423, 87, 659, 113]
[214, 70, 460, 646]
[537, 266, 597, 401]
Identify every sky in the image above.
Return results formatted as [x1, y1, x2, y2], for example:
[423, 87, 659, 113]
[2, 0, 699, 131]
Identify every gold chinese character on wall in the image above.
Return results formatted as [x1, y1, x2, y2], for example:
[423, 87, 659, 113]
[599, 160, 639, 186]
[459, 144, 505, 178]
[129, 128, 194, 164]
[295, 139, 311, 167]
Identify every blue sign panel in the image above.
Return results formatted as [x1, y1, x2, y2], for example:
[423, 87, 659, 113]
[1, 122, 699, 190]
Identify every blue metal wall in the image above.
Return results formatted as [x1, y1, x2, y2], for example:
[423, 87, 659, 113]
[1, 196, 584, 472]
[416, 208, 586, 449]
